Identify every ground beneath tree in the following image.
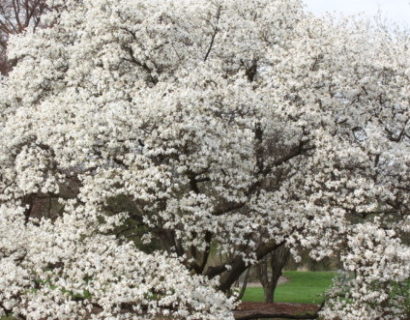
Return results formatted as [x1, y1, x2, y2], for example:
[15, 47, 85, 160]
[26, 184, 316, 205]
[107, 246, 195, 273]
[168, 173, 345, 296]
[235, 302, 319, 319]
[247, 276, 288, 287]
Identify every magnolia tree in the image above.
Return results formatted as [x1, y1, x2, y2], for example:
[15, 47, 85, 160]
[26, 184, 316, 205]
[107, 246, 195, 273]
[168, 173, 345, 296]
[0, 0, 410, 319]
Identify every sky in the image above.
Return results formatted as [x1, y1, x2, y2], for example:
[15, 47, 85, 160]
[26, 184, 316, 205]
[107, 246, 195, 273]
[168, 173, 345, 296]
[304, 0, 410, 27]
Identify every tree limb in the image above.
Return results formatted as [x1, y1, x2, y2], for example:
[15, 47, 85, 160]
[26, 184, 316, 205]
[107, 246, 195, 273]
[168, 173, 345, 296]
[203, 5, 221, 62]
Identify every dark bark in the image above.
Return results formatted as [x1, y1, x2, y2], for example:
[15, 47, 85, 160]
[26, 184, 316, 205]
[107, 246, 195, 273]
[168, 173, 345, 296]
[236, 268, 251, 301]
[203, 5, 221, 62]
[206, 240, 286, 293]
[256, 244, 290, 302]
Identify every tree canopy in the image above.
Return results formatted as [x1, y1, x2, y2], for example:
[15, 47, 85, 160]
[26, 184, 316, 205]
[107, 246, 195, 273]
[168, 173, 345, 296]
[0, 0, 409, 319]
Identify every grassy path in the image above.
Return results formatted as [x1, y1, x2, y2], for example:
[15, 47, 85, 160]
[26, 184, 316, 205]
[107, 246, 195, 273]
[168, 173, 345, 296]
[242, 271, 336, 304]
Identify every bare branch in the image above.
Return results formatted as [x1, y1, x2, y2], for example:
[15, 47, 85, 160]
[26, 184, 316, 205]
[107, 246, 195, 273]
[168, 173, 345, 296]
[203, 5, 221, 62]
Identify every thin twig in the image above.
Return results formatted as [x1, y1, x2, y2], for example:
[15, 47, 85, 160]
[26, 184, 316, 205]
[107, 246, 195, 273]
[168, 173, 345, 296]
[203, 5, 221, 62]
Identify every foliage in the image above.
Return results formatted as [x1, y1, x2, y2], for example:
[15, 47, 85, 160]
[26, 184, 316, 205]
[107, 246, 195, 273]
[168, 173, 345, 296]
[392, 278, 410, 318]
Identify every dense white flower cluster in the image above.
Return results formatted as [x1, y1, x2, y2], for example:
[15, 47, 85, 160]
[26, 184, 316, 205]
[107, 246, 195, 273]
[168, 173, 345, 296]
[0, 204, 236, 320]
[0, 0, 409, 319]
[323, 222, 410, 320]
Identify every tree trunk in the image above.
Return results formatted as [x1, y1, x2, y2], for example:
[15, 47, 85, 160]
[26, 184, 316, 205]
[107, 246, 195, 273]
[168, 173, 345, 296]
[256, 244, 290, 303]
[236, 268, 251, 301]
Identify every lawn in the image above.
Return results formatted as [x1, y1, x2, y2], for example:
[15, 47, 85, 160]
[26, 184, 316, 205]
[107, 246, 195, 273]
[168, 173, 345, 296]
[242, 271, 336, 304]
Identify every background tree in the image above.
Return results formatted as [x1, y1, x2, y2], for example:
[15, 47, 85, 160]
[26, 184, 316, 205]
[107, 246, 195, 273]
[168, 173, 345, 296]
[0, 0, 52, 74]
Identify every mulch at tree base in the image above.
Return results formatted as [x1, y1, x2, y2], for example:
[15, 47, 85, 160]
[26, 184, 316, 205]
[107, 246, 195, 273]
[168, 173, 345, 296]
[235, 302, 319, 318]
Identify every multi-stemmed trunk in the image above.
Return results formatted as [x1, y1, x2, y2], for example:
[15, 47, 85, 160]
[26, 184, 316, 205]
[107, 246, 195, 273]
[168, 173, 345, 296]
[256, 244, 290, 303]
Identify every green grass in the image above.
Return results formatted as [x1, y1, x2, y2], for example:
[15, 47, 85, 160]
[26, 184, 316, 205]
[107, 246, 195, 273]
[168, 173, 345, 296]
[243, 271, 336, 304]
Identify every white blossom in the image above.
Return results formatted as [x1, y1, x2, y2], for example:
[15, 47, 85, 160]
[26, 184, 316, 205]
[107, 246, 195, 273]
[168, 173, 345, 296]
[1, 0, 410, 319]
